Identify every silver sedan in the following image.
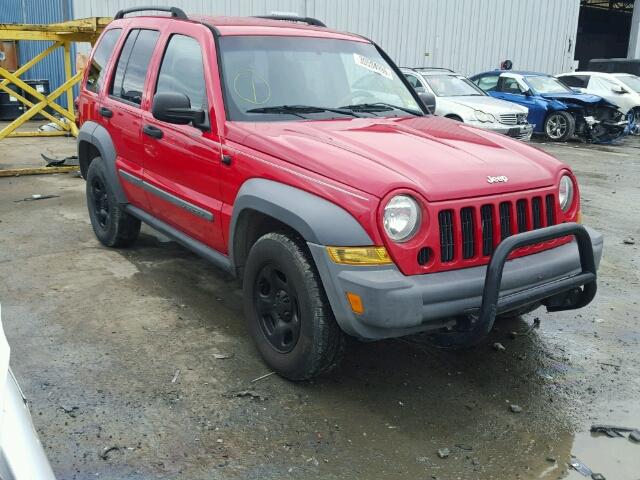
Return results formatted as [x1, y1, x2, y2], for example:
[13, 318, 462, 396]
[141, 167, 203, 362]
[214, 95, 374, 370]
[402, 67, 533, 140]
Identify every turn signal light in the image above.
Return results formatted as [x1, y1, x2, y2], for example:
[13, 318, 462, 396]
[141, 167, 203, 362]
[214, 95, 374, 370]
[326, 246, 392, 265]
[576, 210, 582, 224]
[346, 292, 364, 314]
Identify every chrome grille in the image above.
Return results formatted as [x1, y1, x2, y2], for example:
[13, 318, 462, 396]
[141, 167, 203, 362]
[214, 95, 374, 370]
[499, 113, 518, 125]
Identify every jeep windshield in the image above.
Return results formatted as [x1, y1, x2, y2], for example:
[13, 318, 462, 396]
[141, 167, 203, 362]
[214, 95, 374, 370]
[423, 74, 486, 97]
[218, 36, 422, 121]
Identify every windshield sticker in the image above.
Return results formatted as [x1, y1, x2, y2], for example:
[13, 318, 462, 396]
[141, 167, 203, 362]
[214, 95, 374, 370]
[353, 53, 393, 80]
[233, 70, 271, 105]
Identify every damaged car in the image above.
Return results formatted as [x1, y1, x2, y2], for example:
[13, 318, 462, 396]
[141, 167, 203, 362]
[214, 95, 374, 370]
[401, 67, 533, 140]
[470, 70, 629, 143]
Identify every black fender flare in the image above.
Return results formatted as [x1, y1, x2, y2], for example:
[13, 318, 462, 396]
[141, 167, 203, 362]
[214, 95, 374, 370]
[77, 121, 128, 204]
[229, 178, 373, 268]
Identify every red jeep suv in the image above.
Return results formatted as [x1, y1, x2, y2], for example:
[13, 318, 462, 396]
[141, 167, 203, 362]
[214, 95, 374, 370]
[77, 7, 603, 380]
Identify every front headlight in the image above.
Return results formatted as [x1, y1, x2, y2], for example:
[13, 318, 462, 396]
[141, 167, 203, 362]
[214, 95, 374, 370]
[383, 195, 421, 242]
[474, 110, 488, 122]
[559, 175, 574, 212]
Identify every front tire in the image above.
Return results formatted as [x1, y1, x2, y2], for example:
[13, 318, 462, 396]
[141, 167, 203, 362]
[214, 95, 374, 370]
[543, 111, 575, 142]
[86, 158, 140, 247]
[243, 233, 346, 381]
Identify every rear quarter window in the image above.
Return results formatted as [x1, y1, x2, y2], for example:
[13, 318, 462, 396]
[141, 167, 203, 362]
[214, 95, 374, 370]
[110, 29, 159, 106]
[558, 75, 589, 88]
[86, 28, 121, 93]
[475, 75, 499, 92]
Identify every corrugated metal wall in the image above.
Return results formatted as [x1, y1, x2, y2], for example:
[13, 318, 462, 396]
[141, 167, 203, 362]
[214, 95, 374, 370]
[72, 0, 580, 75]
[1, 0, 75, 107]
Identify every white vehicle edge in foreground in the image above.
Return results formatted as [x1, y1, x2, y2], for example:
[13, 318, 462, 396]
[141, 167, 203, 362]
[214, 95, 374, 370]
[0, 304, 56, 480]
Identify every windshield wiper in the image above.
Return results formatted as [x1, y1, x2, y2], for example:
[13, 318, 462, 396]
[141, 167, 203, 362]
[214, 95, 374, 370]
[246, 105, 362, 118]
[339, 102, 423, 116]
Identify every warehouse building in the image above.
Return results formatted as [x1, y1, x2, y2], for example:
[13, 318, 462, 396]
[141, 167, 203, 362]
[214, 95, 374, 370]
[2, 0, 640, 118]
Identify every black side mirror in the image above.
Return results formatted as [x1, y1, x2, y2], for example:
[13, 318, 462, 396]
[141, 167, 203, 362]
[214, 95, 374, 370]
[418, 91, 436, 113]
[152, 92, 205, 126]
[523, 89, 533, 97]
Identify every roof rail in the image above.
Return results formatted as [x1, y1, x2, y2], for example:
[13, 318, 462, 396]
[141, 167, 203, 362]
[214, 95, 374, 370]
[254, 15, 326, 27]
[114, 6, 188, 20]
[412, 67, 455, 72]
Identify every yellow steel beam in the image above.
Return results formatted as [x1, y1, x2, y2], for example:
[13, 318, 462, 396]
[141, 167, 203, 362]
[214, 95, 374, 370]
[0, 41, 61, 91]
[0, 83, 69, 130]
[0, 166, 78, 177]
[0, 71, 81, 140]
[0, 67, 77, 122]
[0, 17, 110, 33]
[8, 131, 70, 137]
[63, 41, 74, 113]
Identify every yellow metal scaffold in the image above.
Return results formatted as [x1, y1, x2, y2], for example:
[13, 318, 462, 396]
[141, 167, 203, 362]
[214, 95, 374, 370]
[0, 17, 110, 141]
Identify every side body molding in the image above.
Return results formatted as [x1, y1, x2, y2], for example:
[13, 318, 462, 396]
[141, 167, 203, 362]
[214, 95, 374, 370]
[77, 121, 128, 204]
[229, 179, 373, 266]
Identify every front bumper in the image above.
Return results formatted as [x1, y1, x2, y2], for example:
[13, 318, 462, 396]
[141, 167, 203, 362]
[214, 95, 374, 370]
[309, 224, 603, 340]
[467, 119, 534, 140]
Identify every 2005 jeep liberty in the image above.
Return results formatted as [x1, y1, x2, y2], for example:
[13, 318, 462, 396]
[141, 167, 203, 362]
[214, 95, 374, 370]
[77, 7, 603, 380]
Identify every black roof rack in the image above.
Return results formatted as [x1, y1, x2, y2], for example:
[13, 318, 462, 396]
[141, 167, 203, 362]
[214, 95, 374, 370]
[254, 15, 326, 27]
[114, 6, 188, 20]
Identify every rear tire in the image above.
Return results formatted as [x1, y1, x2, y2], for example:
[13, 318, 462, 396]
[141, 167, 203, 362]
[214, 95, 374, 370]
[86, 158, 140, 248]
[243, 232, 346, 381]
[543, 111, 574, 142]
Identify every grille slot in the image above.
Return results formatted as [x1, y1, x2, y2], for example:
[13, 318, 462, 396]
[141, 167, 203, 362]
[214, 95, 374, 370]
[545, 195, 555, 226]
[460, 207, 475, 259]
[417, 247, 431, 266]
[481, 205, 494, 256]
[499, 113, 517, 125]
[438, 210, 455, 262]
[499, 202, 511, 240]
[532, 197, 542, 229]
[516, 199, 527, 233]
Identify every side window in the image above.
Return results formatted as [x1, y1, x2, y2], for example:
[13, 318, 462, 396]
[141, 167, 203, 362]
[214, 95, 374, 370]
[559, 75, 589, 88]
[86, 28, 121, 93]
[155, 35, 207, 110]
[588, 76, 616, 93]
[404, 74, 421, 89]
[110, 29, 159, 106]
[501, 77, 524, 94]
[475, 75, 499, 92]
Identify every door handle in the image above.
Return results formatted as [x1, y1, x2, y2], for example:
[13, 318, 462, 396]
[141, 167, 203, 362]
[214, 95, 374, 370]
[143, 124, 163, 139]
[221, 154, 232, 166]
[98, 107, 113, 118]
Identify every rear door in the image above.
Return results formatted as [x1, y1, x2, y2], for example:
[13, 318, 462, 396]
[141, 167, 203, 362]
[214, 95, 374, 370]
[141, 25, 225, 252]
[100, 28, 160, 209]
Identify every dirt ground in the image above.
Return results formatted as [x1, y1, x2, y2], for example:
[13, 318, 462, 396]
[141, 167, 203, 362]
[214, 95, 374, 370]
[0, 126, 639, 479]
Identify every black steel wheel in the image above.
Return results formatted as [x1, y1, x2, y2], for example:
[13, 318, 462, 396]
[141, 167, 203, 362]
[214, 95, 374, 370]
[243, 232, 346, 381]
[254, 263, 302, 353]
[86, 158, 141, 248]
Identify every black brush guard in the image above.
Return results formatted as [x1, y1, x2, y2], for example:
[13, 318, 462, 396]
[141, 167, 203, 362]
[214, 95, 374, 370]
[436, 222, 597, 347]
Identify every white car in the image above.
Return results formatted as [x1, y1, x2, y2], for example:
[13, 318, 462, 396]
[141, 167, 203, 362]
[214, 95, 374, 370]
[0, 304, 56, 479]
[556, 71, 640, 126]
[401, 67, 533, 140]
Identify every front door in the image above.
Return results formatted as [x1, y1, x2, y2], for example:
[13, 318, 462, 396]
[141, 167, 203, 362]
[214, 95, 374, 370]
[141, 29, 225, 253]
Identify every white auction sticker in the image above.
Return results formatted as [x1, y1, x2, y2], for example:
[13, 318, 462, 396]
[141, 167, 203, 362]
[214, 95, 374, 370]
[353, 53, 393, 79]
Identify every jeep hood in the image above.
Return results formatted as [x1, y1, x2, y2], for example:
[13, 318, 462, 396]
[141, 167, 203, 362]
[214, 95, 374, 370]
[230, 116, 563, 201]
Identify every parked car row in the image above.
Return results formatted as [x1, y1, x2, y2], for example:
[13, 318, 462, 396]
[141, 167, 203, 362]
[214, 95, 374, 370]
[402, 66, 640, 143]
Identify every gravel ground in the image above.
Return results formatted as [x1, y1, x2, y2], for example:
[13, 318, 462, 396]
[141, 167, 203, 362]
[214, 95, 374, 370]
[0, 133, 638, 479]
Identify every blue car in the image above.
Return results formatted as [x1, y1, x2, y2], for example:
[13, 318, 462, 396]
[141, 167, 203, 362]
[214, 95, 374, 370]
[469, 70, 628, 142]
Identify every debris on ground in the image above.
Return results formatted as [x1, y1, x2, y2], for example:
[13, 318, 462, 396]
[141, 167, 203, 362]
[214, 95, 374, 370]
[14, 194, 60, 203]
[622, 236, 635, 245]
[250, 371, 275, 383]
[235, 390, 267, 401]
[213, 353, 234, 360]
[569, 456, 593, 476]
[546, 456, 557, 463]
[590, 424, 638, 438]
[171, 369, 180, 383]
[591, 473, 606, 480]
[99, 446, 120, 460]
[509, 404, 523, 413]
[629, 430, 640, 442]
[59, 404, 79, 417]
[41, 153, 79, 167]
[492, 342, 506, 352]
[509, 317, 541, 339]
[437, 448, 450, 459]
